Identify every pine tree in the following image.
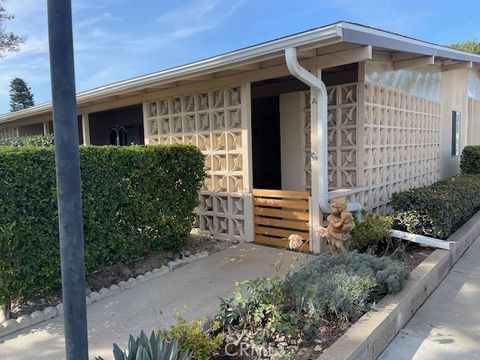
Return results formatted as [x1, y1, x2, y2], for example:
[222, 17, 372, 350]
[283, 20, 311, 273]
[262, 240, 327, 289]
[9, 77, 34, 111]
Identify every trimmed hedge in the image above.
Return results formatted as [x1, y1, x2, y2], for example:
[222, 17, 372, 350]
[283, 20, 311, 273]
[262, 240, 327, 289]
[391, 174, 480, 239]
[460, 145, 480, 174]
[351, 212, 392, 255]
[0, 134, 54, 147]
[0, 145, 205, 306]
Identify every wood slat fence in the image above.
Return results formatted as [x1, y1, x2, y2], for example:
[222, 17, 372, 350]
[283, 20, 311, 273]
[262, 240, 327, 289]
[253, 189, 310, 251]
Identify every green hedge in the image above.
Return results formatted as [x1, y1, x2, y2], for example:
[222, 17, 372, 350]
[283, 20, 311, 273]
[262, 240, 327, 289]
[0, 134, 54, 147]
[460, 145, 480, 174]
[391, 174, 480, 239]
[0, 145, 205, 306]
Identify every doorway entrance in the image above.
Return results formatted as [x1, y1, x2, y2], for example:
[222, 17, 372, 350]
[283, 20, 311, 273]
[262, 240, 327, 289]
[250, 77, 311, 249]
[89, 104, 144, 146]
[251, 95, 281, 189]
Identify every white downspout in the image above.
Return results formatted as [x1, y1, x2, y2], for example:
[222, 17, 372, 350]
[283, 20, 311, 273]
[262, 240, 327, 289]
[284, 47, 363, 221]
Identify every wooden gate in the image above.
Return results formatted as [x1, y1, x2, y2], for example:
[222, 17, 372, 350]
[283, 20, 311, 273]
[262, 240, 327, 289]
[253, 189, 310, 250]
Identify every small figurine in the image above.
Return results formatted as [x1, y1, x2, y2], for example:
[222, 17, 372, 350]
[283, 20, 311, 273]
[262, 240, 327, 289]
[288, 234, 304, 250]
[326, 198, 355, 254]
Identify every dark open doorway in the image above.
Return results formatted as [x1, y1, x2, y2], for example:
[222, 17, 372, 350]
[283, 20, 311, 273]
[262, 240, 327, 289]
[251, 76, 309, 190]
[251, 96, 281, 189]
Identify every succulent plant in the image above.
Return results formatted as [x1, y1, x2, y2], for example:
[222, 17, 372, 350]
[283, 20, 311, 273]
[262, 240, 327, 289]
[96, 330, 191, 360]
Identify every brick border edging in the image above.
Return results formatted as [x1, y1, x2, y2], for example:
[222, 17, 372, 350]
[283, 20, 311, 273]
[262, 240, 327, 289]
[318, 210, 480, 360]
[0, 251, 210, 338]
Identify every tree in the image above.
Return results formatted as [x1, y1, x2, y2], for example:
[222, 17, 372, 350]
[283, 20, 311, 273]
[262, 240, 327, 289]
[0, 0, 25, 58]
[448, 40, 480, 55]
[9, 77, 34, 111]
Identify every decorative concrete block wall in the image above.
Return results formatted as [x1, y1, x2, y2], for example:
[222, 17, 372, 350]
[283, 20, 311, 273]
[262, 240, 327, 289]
[361, 82, 441, 212]
[143, 80, 442, 241]
[0, 127, 18, 140]
[302, 83, 358, 191]
[143, 85, 250, 242]
[302, 81, 441, 214]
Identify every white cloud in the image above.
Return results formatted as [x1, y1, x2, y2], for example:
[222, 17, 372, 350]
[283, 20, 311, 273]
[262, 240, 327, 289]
[4, 0, 45, 22]
[155, 0, 246, 40]
[75, 12, 117, 30]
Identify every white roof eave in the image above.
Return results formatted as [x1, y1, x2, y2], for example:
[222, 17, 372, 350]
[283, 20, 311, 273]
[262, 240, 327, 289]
[341, 22, 480, 63]
[0, 24, 344, 124]
[2, 21, 480, 125]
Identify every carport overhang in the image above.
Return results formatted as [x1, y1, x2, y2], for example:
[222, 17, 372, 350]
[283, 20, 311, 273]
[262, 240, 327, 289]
[1, 21, 480, 127]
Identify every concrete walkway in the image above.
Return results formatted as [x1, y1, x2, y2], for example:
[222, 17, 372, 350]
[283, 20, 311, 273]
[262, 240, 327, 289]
[0, 243, 312, 360]
[379, 235, 480, 360]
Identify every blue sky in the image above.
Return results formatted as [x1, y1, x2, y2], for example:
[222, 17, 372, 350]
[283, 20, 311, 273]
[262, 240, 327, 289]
[0, 0, 480, 114]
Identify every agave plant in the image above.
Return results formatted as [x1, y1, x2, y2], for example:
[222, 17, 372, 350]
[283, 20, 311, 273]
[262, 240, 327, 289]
[96, 330, 191, 360]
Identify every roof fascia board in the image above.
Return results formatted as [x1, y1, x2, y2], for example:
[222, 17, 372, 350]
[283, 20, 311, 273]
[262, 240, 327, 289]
[341, 22, 480, 63]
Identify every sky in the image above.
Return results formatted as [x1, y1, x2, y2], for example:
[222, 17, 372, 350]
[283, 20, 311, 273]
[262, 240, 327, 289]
[1, 0, 480, 114]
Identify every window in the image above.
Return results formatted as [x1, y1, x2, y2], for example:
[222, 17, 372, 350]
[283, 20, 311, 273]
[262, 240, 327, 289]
[108, 125, 142, 146]
[452, 111, 461, 157]
[109, 126, 127, 146]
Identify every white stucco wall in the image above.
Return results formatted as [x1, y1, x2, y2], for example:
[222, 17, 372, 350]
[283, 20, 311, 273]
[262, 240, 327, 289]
[467, 71, 480, 146]
[468, 98, 480, 145]
[279, 92, 304, 191]
[440, 69, 468, 177]
[467, 70, 480, 101]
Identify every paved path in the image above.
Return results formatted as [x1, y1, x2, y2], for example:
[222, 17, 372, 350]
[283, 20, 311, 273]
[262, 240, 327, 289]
[379, 235, 480, 360]
[0, 243, 312, 360]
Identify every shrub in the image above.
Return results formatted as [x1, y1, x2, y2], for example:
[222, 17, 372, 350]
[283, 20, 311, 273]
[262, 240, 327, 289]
[288, 252, 408, 321]
[216, 275, 314, 357]
[391, 174, 480, 239]
[95, 331, 191, 360]
[159, 312, 223, 360]
[217, 276, 292, 341]
[0, 145, 205, 309]
[0, 134, 54, 147]
[214, 252, 408, 358]
[351, 212, 392, 254]
[460, 145, 480, 174]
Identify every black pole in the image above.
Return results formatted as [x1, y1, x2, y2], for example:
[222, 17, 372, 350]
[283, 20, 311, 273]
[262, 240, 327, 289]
[47, 1, 89, 359]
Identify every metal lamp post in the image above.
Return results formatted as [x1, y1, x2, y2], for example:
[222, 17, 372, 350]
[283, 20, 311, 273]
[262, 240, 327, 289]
[47, 0, 89, 358]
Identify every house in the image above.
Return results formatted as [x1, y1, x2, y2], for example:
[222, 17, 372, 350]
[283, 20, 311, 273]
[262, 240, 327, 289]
[1, 21, 480, 252]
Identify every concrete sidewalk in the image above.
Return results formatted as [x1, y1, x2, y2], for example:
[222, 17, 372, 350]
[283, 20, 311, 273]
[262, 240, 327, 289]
[379, 235, 480, 360]
[0, 243, 312, 360]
